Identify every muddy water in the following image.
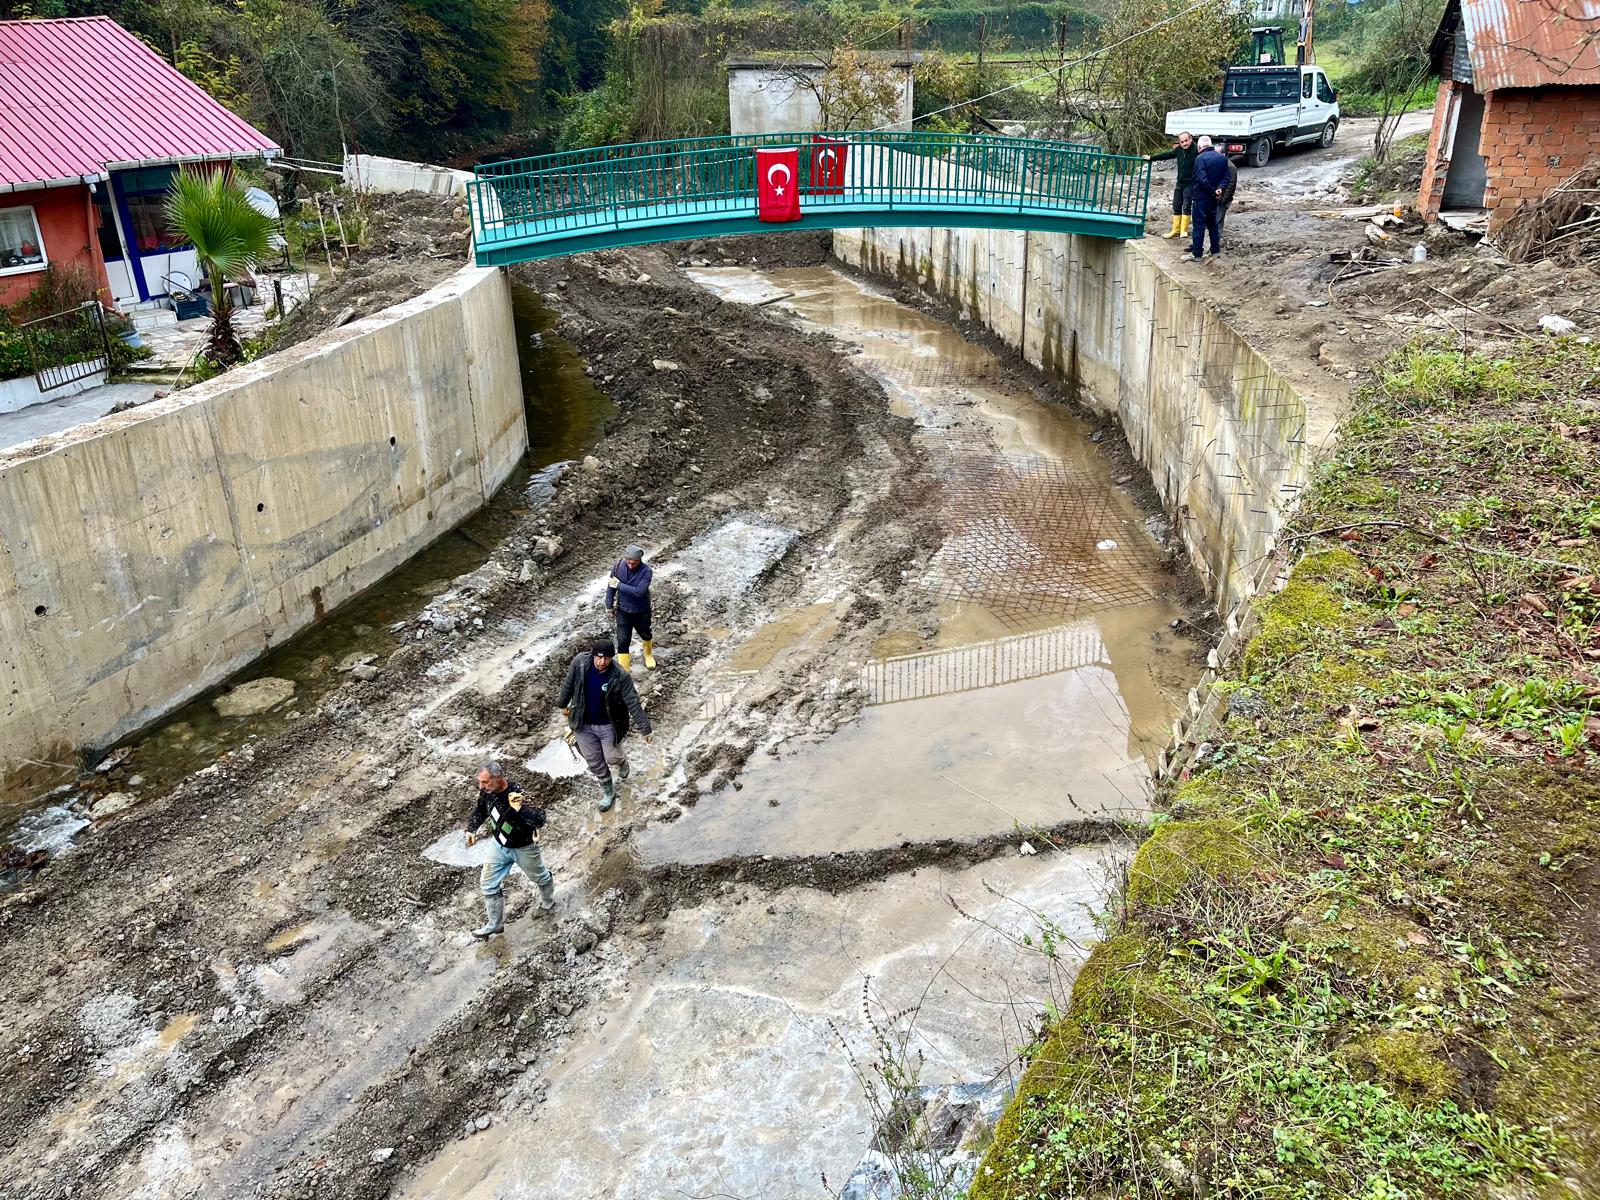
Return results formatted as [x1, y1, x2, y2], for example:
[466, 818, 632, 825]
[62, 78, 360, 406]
[0, 287, 613, 861]
[642, 267, 1200, 865]
[401, 265, 1202, 1200]
[400, 845, 1120, 1200]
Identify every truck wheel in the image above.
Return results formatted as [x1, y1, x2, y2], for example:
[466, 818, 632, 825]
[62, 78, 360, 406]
[1320, 119, 1338, 149]
[1250, 136, 1273, 168]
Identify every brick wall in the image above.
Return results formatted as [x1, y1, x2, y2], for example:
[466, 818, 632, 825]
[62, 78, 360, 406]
[1421, 83, 1600, 226]
[1481, 85, 1600, 228]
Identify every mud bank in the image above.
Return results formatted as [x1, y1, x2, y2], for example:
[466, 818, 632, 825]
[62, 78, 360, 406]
[0, 245, 1205, 1200]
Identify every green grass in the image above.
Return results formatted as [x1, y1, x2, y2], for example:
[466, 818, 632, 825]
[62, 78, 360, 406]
[972, 340, 1600, 1199]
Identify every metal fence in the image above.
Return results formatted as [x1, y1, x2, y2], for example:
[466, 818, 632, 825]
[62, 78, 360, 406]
[469, 130, 1150, 251]
[20, 302, 111, 392]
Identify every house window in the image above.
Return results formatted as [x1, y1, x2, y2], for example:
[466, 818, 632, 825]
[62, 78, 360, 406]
[94, 190, 125, 262]
[0, 205, 47, 276]
[116, 165, 189, 255]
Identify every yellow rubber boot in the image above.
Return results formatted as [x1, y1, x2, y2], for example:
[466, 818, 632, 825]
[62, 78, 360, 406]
[617, 652, 631, 671]
[1180, 214, 1193, 237]
[1162, 214, 1182, 239]
[642, 640, 656, 669]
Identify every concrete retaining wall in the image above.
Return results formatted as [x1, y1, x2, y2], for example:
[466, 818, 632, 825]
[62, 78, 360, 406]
[344, 153, 474, 198]
[0, 264, 524, 764]
[835, 226, 1338, 613]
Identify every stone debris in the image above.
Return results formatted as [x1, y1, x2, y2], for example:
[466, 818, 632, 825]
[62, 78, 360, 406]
[213, 677, 296, 718]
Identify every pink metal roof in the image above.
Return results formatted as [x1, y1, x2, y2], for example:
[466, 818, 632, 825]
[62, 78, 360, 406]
[1460, 0, 1600, 92]
[0, 16, 279, 193]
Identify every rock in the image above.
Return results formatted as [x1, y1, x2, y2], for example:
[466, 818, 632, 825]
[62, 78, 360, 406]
[652, 359, 681, 372]
[94, 747, 132, 774]
[332, 305, 358, 328]
[92, 792, 140, 818]
[427, 612, 459, 634]
[371, 1148, 395, 1164]
[214, 677, 296, 718]
[351, 663, 381, 682]
[531, 535, 564, 563]
[336, 652, 376, 673]
[1540, 313, 1578, 335]
[1019, 840, 1037, 856]
[518, 558, 535, 583]
[474, 1115, 492, 1132]
[1227, 687, 1267, 719]
[634, 273, 652, 285]
[581, 455, 601, 472]
[663, 306, 682, 316]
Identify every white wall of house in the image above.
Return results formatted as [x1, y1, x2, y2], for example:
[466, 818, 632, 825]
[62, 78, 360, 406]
[727, 63, 914, 136]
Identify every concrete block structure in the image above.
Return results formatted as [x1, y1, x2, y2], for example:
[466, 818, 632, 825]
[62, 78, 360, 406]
[726, 56, 916, 135]
[1418, 0, 1600, 230]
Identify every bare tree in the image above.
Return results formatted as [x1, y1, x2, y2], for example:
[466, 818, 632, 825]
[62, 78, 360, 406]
[1027, 0, 1245, 155]
[1348, 0, 1446, 161]
[767, 42, 909, 131]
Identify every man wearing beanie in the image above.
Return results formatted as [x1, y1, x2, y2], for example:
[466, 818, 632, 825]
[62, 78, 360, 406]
[556, 637, 653, 811]
[606, 543, 656, 671]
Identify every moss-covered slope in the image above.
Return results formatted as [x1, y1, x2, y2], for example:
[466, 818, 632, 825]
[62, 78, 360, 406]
[973, 342, 1600, 1199]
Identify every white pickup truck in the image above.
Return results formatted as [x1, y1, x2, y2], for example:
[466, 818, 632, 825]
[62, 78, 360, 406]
[1165, 63, 1341, 167]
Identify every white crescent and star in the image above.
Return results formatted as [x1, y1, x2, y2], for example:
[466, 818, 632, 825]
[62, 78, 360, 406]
[766, 161, 792, 197]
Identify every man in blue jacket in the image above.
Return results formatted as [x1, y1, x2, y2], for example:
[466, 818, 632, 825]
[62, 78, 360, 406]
[606, 543, 655, 670]
[557, 639, 653, 812]
[1186, 136, 1230, 262]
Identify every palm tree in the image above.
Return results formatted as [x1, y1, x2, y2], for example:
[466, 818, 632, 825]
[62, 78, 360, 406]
[163, 170, 276, 366]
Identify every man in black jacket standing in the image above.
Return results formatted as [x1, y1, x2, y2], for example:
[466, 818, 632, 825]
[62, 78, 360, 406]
[1185, 136, 1230, 262]
[1146, 130, 1197, 240]
[466, 761, 555, 939]
[557, 638, 653, 813]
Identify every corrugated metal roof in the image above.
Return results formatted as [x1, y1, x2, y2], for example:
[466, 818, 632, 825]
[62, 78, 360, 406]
[1459, 0, 1600, 92]
[0, 16, 279, 192]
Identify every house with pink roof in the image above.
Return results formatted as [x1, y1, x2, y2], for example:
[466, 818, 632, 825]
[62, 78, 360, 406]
[0, 15, 280, 309]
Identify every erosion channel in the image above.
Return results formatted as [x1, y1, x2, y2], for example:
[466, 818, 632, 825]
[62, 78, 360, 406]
[0, 249, 1208, 1200]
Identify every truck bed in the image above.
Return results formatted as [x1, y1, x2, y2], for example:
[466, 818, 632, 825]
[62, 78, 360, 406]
[1164, 102, 1300, 138]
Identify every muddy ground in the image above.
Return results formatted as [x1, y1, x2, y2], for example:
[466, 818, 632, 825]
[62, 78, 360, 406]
[1145, 112, 1600, 408]
[0, 237, 1202, 1199]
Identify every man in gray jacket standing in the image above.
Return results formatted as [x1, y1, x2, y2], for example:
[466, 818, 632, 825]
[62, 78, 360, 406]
[557, 638, 653, 812]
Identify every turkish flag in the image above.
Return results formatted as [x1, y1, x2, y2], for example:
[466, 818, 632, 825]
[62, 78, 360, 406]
[756, 147, 801, 222]
[809, 136, 848, 195]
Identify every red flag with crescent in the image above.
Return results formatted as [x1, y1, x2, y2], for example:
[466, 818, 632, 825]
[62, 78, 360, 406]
[809, 136, 848, 195]
[756, 147, 801, 222]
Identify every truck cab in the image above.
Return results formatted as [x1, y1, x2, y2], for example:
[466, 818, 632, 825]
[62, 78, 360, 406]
[1164, 62, 1340, 167]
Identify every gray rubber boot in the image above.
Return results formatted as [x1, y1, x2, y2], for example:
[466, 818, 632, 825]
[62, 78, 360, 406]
[598, 777, 616, 813]
[536, 877, 556, 914]
[616, 756, 631, 781]
[472, 892, 505, 939]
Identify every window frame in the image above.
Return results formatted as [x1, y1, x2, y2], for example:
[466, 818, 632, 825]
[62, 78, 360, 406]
[0, 204, 49, 279]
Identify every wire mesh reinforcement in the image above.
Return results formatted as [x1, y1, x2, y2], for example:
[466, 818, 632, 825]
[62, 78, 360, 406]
[919, 439, 1162, 628]
[861, 623, 1106, 705]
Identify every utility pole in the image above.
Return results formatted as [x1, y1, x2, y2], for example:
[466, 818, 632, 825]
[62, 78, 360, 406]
[1055, 13, 1067, 111]
[975, 13, 986, 122]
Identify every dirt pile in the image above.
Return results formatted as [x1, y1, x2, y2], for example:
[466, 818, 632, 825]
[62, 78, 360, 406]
[270, 192, 473, 352]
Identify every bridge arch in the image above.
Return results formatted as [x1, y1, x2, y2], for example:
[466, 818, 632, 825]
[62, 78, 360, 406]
[468, 132, 1152, 264]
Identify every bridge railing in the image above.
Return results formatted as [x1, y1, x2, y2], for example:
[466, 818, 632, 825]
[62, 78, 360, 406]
[469, 132, 1149, 249]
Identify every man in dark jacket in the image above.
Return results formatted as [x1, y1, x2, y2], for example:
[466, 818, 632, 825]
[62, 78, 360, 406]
[1218, 156, 1239, 249]
[1146, 131, 1197, 240]
[606, 543, 655, 671]
[465, 761, 554, 939]
[557, 638, 653, 812]
[1186, 136, 1230, 261]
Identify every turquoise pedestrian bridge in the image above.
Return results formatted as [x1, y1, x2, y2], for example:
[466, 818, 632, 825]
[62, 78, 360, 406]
[468, 132, 1151, 264]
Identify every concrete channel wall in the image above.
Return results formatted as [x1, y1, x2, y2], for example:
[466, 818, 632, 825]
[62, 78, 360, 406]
[835, 227, 1338, 614]
[0, 265, 525, 767]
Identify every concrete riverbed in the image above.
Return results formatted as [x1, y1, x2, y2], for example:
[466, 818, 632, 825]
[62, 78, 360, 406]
[0, 245, 1205, 1200]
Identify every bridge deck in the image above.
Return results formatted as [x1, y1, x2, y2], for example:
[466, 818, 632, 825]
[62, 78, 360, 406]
[469, 132, 1151, 264]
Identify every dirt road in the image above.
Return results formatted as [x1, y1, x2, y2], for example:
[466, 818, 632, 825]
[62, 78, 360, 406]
[0, 244, 1205, 1199]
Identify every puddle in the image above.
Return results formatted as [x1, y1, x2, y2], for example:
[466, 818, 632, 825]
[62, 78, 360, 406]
[1, 286, 613, 855]
[401, 845, 1122, 1200]
[657, 267, 1205, 861]
[156, 1013, 198, 1050]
